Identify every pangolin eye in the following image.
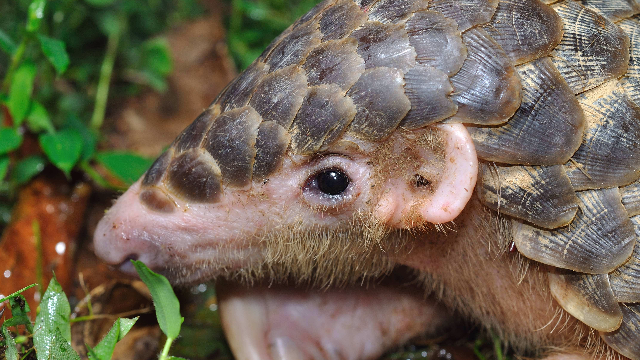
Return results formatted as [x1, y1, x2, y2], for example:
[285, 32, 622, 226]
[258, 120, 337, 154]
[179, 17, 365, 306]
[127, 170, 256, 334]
[314, 168, 350, 196]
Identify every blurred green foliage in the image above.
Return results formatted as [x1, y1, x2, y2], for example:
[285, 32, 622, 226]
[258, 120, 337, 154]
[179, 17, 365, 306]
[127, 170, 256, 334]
[226, 0, 321, 70]
[0, 0, 203, 229]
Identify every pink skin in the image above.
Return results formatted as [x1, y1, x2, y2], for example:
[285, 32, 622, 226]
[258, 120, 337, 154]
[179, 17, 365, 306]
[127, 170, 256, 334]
[94, 124, 596, 360]
[218, 282, 453, 360]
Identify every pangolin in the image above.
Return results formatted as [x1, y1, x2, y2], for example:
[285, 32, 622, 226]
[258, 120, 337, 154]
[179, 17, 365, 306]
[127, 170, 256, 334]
[93, 0, 640, 359]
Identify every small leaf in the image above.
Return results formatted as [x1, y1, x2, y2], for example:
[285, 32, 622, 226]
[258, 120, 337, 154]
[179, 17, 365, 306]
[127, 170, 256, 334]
[95, 151, 154, 185]
[0, 127, 23, 155]
[39, 129, 83, 177]
[27, 101, 55, 134]
[27, 0, 47, 33]
[38, 35, 70, 74]
[64, 114, 97, 161]
[13, 155, 46, 185]
[89, 317, 138, 360]
[2, 325, 19, 360]
[0, 156, 8, 181]
[84, 0, 117, 7]
[7, 61, 37, 126]
[132, 260, 182, 339]
[34, 277, 73, 360]
[143, 38, 173, 76]
[0, 29, 17, 55]
[3, 295, 34, 333]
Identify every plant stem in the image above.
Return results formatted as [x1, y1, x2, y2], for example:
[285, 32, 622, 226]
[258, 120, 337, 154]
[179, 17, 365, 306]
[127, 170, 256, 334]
[90, 25, 122, 132]
[159, 337, 174, 360]
[1, 37, 28, 93]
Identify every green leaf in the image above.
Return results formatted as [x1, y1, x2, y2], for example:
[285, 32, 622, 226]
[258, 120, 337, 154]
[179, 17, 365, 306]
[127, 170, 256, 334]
[0, 29, 17, 55]
[39, 129, 83, 177]
[0, 156, 8, 181]
[2, 325, 19, 360]
[132, 261, 182, 339]
[167, 357, 189, 360]
[84, 0, 117, 7]
[47, 328, 81, 360]
[34, 277, 73, 360]
[7, 61, 37, 126]
[64, 114, 97, 161]
[88, 317, 138, 360]
[0, 127, 23, 155]
[38, 35, 70, 74]
[26, 102, 55, 134]
[13, 155, 46, 185]
[95, 151, 154, 185]
[143, 38, 173, 76]
[27, 0, 47, 33]
[3, 295, 34, 333]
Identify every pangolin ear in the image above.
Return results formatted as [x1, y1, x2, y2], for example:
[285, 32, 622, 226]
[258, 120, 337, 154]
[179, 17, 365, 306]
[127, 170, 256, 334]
[374, 124, 478, 228]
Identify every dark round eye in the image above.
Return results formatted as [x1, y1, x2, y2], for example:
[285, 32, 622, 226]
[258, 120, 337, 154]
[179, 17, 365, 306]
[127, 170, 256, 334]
[315, 168, 350, 196]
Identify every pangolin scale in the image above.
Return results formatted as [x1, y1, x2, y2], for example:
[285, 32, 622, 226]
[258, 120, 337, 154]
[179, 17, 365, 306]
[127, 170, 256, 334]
[97, 0, 640, 358]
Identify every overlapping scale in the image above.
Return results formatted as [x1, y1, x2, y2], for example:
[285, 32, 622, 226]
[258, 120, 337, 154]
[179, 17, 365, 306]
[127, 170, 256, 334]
[512, 188, 636, 274]
[166, 149, 222, 203]
[142, 149, 173, 187]
[610, 217, 640, 302]
[601, 303, 640, 360]
[551, 1, 630, 94]
[346, 67, 411, 140]
[248, 65, 308, 129]
[290, 85, 357, 154]
[565, 81, 640, 190]
[400, 64, 456, 128]
[262, 19, 322, 72]
[318, 0, 367, 41]
[622, 181, 640, 216]
[302, 38, 365, 90]
[350, 22, 417, 72]
[548, 272, 623, 332]
[365, 0, 431, 23]
[581, 0, 640, 22]
[448, 28, 521, 125]
[483, 0, 563, 65]
[253, 121, 291, 180]
[217, 62, 269, 112]
[468, 58, 584, 165]
[477, 164, 579, 229]
[406, 11, 467, 76]
[173, 108, 217, 152]
[428, 0, 499, 32]
[203, 106, 262, 188]
[619, 18, 640, 105]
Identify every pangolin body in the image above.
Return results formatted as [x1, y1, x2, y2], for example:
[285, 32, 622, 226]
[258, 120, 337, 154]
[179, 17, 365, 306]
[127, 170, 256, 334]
[95, 0, 640, 358]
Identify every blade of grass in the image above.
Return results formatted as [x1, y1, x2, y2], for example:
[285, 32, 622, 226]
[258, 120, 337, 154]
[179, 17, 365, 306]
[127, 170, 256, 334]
[90, 16, 124, 132]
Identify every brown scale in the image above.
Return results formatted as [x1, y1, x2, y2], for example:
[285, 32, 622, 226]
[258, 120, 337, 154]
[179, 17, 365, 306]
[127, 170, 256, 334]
[202, 106, 262, 188]
[428, 0, 499, 32]
[448, 27, 521, 125]
[565, 81, 640, 190]
[350, 21, 416, 72]
[405, 10, 467, 76]
[551, 1, 630, 94]
[346, 67, 411, 140]
[133, 0, 640, 357]
[469, 57, 585, 165]
[248, 65, 309, 128]
[477, 164, 579, 229]
[302, 37, 365, 90]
